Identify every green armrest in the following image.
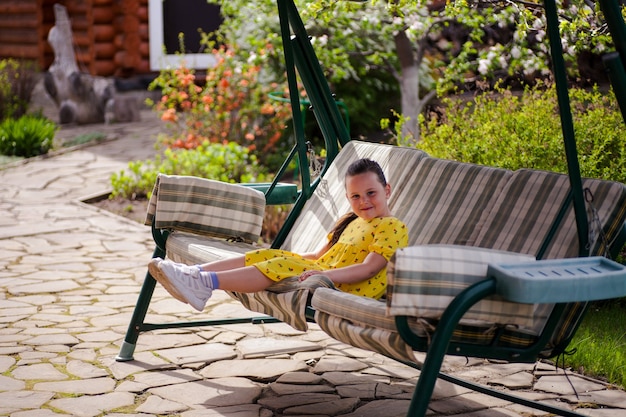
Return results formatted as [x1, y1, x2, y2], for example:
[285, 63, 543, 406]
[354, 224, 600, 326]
[241, 182, 299, 205]
[488, 256, 626, 304]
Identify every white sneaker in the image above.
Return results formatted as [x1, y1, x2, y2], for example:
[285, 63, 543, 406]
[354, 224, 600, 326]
[148, 258, 212, 311]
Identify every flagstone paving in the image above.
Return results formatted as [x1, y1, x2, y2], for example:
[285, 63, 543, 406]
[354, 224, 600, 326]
[0, 106, 625, 416]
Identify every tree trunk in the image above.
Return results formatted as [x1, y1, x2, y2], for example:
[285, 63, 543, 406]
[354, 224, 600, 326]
[394, 30, 421, 145]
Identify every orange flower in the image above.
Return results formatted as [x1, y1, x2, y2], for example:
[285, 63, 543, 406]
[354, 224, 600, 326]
[161, 108, 177, 122]
[260, 103, 274, 115]
[245, 132, 255, 141]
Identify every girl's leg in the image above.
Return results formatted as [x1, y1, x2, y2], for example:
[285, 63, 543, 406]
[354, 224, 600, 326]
[148, 258, 274, 311]
[214, 266, 274, 292]
[198, 255, 245, 272]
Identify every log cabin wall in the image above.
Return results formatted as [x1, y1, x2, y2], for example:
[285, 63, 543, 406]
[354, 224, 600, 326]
[0, 0, 151, 78]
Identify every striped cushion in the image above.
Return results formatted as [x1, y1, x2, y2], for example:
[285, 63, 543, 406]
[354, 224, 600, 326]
[312, 288, 417, 363]
[389, 157, 511, 247]
[166, 232, 255, 266]
[232, 275, 336, 331]
[472, 169, 626, 259]
[312, 287, 542, 363]
[386, 245, 538, 329]
[146, 174, 266, 243]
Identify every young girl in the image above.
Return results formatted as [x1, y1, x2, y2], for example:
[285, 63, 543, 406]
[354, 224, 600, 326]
[148, 158, 409, 311]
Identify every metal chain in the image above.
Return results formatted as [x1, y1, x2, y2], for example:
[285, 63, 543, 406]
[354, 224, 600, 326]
[307, 141, 322, 179]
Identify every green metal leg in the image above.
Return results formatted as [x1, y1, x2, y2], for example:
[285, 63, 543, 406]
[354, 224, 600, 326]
[116, 246, 164, 362]
[405, 279, 497, 416]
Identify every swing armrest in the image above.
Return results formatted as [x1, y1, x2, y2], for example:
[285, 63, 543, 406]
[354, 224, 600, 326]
[146, 174, 266, 243]
[489, 256, 626, 304]
[240, 182, 299, 205]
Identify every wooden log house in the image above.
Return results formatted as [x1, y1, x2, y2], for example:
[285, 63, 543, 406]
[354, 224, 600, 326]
[0, 0, 150, 77]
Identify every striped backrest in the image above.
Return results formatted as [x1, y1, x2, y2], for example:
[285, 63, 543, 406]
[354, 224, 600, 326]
[473, 169, 626, 259]
[391, 157, 511, 247]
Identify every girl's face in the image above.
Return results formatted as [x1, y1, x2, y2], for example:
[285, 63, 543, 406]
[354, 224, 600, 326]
[345, 171, 392, 220]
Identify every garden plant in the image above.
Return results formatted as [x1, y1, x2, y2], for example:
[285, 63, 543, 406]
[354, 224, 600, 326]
[0, 58, 58, 160]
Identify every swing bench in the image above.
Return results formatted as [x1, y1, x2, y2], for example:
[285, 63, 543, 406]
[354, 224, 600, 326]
[117, 1, 626, 416]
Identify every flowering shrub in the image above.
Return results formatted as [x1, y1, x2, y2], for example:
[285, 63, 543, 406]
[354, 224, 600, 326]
[148, 45, 292, 166]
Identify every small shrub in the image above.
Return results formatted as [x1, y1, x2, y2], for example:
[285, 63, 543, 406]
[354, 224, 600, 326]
[110, 141, 269, 199]
[0, 59, 38, 120]
[0, 115, 57, 157]
[417, 83, 626, 183]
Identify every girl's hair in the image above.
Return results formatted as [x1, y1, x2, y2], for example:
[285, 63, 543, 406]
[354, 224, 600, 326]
[327, 158, 388, 247]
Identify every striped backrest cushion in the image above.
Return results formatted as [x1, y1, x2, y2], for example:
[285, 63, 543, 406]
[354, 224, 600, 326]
[146, 174, 266, 243]
[390, 157, 511, 247]
[281, 141, 428, 253]
[473, 169, 626, 259]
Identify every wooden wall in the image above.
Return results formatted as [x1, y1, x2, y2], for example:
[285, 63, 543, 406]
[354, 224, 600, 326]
[0, 0, 151, 77]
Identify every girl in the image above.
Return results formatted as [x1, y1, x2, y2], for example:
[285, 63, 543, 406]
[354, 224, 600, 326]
[148, 158, 408, 311]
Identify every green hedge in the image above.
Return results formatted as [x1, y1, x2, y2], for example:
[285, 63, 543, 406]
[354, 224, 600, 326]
[418, 84, 626, 183]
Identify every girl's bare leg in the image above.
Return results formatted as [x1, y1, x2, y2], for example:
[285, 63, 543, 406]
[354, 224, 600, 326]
[198, 255, 246, 272]
[214, 266, 274, 292]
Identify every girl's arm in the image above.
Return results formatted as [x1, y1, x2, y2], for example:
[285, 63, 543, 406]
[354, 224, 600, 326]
[299, 251, 387, 283]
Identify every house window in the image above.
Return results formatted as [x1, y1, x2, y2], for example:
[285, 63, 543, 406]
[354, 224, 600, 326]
[149, 0, 222, 70]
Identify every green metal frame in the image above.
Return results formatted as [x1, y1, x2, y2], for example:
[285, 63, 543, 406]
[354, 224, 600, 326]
[118, 1, 626, 416]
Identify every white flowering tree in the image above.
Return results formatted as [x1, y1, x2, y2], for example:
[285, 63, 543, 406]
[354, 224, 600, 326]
[210, 0, 615, 144]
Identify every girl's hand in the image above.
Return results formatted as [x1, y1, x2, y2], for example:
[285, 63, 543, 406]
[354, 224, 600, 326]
[299, 270, 323, 282]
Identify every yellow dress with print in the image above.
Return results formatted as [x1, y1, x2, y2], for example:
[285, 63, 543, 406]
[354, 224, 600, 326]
[245, 216, 408, 299]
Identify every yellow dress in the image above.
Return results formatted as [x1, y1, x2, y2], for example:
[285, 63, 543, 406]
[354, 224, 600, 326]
[245, 216, 408, 299]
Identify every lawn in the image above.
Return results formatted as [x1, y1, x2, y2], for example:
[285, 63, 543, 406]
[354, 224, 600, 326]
[564, 300, 626, 388]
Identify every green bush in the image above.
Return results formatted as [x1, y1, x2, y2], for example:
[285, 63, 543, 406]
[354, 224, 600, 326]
[417, 84, 626, 182]
[110, 141, 269, 199]
[0, 58, 38, 120]
[0, 115, 57, 157]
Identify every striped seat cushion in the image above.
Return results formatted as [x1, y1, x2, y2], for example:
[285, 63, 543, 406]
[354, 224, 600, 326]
[312, 288, 417, 363]
[312, 286, 542, 364]
[386, 245, 538, 329]
[166, 232, 256, 266]
[146, 174, 266, 243]
[231, 275, 336, 331]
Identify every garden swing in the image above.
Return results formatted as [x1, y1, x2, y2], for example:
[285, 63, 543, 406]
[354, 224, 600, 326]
[118, 1, 626, 416]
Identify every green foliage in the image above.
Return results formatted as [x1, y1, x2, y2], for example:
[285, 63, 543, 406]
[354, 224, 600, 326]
[0, 58, 38, 120]
[109, 141, 269, 199]
[208, 0, 620, 144]
[417, 84, 626, 182]
[0, 115, 57, 158]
